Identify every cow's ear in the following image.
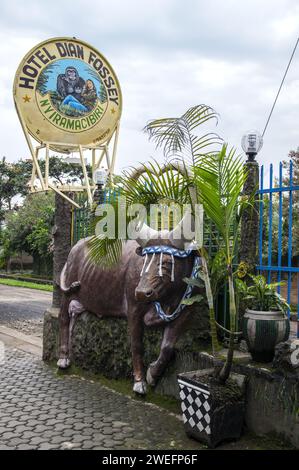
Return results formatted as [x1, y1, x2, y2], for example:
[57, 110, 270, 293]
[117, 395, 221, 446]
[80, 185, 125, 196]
[135, 246, 143, 256]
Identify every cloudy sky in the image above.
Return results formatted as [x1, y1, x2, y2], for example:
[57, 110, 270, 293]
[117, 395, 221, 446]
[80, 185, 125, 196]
[1, 0, 299, 177]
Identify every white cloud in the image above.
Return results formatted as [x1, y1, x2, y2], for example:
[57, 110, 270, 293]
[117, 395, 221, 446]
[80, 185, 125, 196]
[271, 8, 299, 40]
[0, 0, 299, 177]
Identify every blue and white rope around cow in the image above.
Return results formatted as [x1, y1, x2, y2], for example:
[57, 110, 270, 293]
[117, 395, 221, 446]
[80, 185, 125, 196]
[140, 245, 201, 322]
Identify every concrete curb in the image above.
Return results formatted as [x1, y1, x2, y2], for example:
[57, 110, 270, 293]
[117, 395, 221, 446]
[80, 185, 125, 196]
[0, 325, 42, 357]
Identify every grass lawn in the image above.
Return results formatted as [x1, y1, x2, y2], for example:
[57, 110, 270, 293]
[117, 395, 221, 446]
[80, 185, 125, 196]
[0, 278, 53, 292]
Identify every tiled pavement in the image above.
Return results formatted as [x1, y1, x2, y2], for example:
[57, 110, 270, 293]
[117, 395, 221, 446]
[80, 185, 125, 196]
[0, 285, 296, 451]
[0, 347, 202, 450]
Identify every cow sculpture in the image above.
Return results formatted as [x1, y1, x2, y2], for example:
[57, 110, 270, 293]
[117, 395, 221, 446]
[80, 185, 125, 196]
[57, 214, 203, 395]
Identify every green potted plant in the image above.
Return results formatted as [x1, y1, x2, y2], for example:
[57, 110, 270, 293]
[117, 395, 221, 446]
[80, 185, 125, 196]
[237, 275, 290, 362]
[175, 148, 251, 447]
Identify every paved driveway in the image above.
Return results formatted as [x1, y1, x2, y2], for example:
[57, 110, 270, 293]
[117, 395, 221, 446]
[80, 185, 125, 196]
[0, 285, 51, 337]
[0, 346, 293, 450]
[0, 285, 294, 450]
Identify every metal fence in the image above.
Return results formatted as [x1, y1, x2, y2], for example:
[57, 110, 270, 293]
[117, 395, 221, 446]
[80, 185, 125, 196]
[71, 193, 91, 245]
[257, 160, 299, 337]
[71, 188, 122, 244]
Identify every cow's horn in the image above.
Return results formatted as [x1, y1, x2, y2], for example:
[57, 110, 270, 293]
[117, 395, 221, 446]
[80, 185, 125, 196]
[135, 220, 160, 247]
[168, 210, 195, 250]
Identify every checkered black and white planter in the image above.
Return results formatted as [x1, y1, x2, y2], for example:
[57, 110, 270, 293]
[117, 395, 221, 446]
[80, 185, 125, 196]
[178, 376, 211, 435]
[177, 369, 245, 448]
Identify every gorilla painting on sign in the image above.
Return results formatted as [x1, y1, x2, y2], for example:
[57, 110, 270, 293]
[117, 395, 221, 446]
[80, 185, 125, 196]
[57, 67, 85, 100]
[56, 66, 88, 113]
[36, 59, 106, 118]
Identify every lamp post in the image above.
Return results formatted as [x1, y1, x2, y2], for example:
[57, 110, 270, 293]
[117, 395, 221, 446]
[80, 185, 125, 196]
[239, 130, 262, 276]
[241, 130, 263, 162]
[93, 167, 108, 205]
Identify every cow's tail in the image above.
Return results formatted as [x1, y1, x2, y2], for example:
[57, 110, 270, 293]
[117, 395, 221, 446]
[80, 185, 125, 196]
[59, 263, 81, 295]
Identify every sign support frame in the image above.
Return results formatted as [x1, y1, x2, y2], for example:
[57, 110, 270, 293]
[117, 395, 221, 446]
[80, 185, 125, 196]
[15, 98, 120, 208]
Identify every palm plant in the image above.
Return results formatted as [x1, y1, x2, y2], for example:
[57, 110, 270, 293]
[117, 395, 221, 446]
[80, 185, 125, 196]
[144, 106, 254, 378]
[88, 105, 255, 382]
[192, 147, 253, 382]
[88, 105, 222, 354]
[144, 104, 221, 164]
[89, 105, 220, 264]
[88, 160, 190, 267]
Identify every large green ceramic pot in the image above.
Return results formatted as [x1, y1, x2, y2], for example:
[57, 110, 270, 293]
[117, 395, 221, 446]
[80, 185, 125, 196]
[242, 309, 290, 363]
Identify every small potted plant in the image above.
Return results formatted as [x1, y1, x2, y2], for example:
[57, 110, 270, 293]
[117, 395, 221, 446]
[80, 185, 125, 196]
[237, 274, 290, 362]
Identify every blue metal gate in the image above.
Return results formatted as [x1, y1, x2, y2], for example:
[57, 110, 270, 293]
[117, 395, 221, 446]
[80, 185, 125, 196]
[257, 160, 299, 337]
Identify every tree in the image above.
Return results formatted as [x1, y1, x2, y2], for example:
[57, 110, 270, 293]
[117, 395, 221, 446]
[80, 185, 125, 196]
[0, 154, 93, 273]
[20, 156, 92, 187]
[0, 156, 91, 207]
[0, 155, 91, 229]
[36, 63, 59, 96]
[1, 192, 55, 275]
[0, 157, 31, 218]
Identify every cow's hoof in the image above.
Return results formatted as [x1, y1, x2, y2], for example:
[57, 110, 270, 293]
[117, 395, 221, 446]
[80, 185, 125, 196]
[146, 367, 157, 387]
[133, 380, 147, 395]
[57, 358, 70, 369]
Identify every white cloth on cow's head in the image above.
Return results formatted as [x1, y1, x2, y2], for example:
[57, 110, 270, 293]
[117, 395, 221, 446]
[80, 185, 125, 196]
[139, 245, 201, 322]
[159, 252, 163, 277]
[171, 253, 175, 282]
[140, 253, 148, 277]
[145, 252, 155, 273]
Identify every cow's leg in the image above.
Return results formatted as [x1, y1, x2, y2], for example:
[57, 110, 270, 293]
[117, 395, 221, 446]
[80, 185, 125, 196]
[57, 298, 85, 369]
[57, 296, 71, 369]
[68, 299, 85, 348]
[146, 313, 192, 386]
[128, 308, 147, 395]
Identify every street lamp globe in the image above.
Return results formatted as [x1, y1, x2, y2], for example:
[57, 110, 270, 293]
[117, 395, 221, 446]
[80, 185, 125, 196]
[93, 167, 108, 205]
[241, 130, 263, 161]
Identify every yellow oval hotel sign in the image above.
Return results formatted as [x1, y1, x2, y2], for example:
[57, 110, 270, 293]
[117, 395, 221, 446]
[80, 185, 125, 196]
[13, 37, 122, 151]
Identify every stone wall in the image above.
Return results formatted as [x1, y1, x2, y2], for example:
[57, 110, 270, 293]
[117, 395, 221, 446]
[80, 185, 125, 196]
[242, 366, 299, 448]
[43, 306, 211, 387]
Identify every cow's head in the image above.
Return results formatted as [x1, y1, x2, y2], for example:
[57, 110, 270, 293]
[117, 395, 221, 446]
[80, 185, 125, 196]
[134, 211, 198, 303]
